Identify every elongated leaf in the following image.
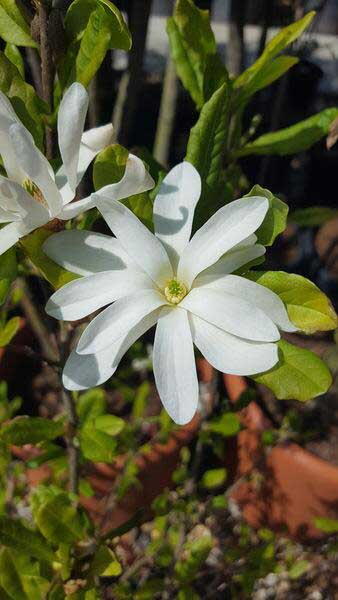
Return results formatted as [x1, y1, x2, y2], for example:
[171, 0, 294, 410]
[290, 206, 338, 227]
[0, 52, 46, 148]
[1, 416, 64, 445]
[0, 549, 50, 600]
[65, 0, 131, 49]
[0, 316, 20, 346]
[201, 468, 227, 489]
[0, 0, 36, 47]
[237, 108, 338, 157]
[93, 144, 153, 229]
[167, 0, 227, 108]
[0, 247, 17, 304]
[95, 414, 125, 436]
[252, 339, 332, 401]
[33, 490, 89, 544]
[246, 270, 338, 333]
[237, 55, 299, 104]
[79, 423, 117, 462]
[186, 82, 230, 228]
[235, 12, 315, 89]
[314, 517, 338, 533]
[244, 185, 288, 245]
[5, 43, 24, 77]
[77, 388, 107, 424]
[0, 517, 54, 562]
[20, 228, 78, 290]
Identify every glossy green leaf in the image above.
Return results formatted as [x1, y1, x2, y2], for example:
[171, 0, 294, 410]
[167, 0, 227, 108]
[0, 517, 54, 563]
[87, 545, 122, 580]
[314, 516, 338, 533]
[0, 549, 50, 600]
[207, 413, 241, 437]
[236, 55, 299, 104]
[4, 43, 24, 77]
[20, 228, 79, 290]
[0, 0, 36, 47]
[93, 144, 153, 229]
[235, 12, 314, 89]
[95, 414, 125, 436]
[246, 270, 338, 333]
[201, 468, 227, 489]
[175, 535, 213, 583]
[0, 52, 46, 148]
[65, 0, 131, 49]
[77, 388, 107, 424]
[290, 206, 338, 226]
[186, 82, 231, 228]
[244, 185, 288, 245]
[32, 488, 89, 544]
[252, 339, 332, 401]
[0, 316, 20, 346]
[1, 416, 64, 445]
[79, 423, 117, 462]
[0, 247, 17, 304]
[288, 559, 311, 580]
[238, 107, 338, 157]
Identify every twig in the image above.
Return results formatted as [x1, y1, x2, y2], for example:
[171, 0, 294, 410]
[25, 48, 43, 97]
[100, 508, 145, 542]
[39, 1, 55, 158]
[61, 389, 79, 495]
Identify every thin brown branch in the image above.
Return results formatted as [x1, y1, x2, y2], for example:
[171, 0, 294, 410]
[61, 388, 79, 495]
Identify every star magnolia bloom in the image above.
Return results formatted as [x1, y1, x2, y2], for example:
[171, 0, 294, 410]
[45, 162, 297, 424]
[0, 82, 154, 254]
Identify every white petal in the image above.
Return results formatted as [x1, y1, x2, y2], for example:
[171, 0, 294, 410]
[81, 122, 114, 150]
[0, 222, 21, 254]
[9, 123, 62, 216]
[177, 196, 269, 287]
[63, 308, 161, 390]
[153, 162, 201, 268]
[0, 176, 49, 228]
[57, 193, 96, 220]
[0, 93, 25, 183]
[58, 83, 89, 193]
[77, 289, 167, 354]
[46, 269, 155, 321]
[197, 274, 297, 332]
[43, 230, 135, 276]
[95, 197, 173, 287]
[153, 307, 199, 425]
[190, 314, 278, 375]
[94, 153, 155, 201]
[180, 287, 280, 342]
[194, 244, 266, 287]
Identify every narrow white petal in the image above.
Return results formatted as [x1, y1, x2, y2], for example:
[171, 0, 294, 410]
[58, 83, 89, 193]
[9, 123, 62, 216]
[63, 308, 160, 390]
[180, 287, 280, 342]
[77, 290, 167, 354]
[190, 314, 278, 375]
[57, 194, 96, 220]
[0, 222, 21, 254]
[95, 197, 173, 287]
[94, 153, 155, 202]
[153, 307, 198, 425]
[194, 244, 266, 286]
[177, 196, 269, 287]
[153, 162, 201, 268]
[43, 230, 135, 276]
[197, 274, 297, 332]
[46, 269, 155, 321]
[0, 93, 25, 183]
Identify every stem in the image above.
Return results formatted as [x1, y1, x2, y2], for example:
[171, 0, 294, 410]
[39, 1, 54, 159]
[153, 56, 178, 166]
[26, 48, 43, 97]
[61, 389, 79, 495]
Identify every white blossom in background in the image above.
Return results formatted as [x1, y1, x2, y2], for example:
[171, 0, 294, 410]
[45, 162, 297, 425]
[0, 83, 154, 254]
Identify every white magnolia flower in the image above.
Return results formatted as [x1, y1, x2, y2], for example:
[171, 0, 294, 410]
[0, 82, 153, 254]
[45, 162, 296, 424]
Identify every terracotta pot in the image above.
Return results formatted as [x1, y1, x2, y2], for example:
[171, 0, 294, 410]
[224, 374, 338, 541]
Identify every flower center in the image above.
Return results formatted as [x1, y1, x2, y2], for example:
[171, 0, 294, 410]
[22, 178, 46, 206]
[164, 279, 187, 305]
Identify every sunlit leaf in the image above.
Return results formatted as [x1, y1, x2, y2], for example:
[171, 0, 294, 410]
[1, 416, 65, 445]
[0, 0, 37, 47]
[244, 185, 288, 246]
[0, 517, 54, 562]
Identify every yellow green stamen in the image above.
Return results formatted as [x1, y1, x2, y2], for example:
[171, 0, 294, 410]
[164, 279, 187, 305]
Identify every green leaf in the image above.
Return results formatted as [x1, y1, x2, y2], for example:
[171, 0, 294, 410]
[87, 545, 122, 580]
[94, 414, 125, 436]
[252, 339, 332, 401]
[0, 52, 46, 148]
[201, 468, 227, 489]
[235, 12, 314, 90]
[288, 559, 311, 580]
[244, 185, 288, 246]
[77, 388, 107, 424]
[65, 0, 131, 49]
[0, 517, 54, 563]
[79, 423, 117, 462]
[236, 55, 299, 105]
[20, 228, 79, 290]
[207, 413, 241, 437]
[290, 206, 338, 227]
[167, 0, 227, 108]
[32, 488, 89, 544]
[0, 549, 50, 600]
[246, 270, 338, 333]
[186, 82, 231, 228]
[314, 516, 338, 533]
[93, 144, 153, 229]
[175, 535, 213, 583]
[4, 43, 24, 77]
[238, 107, 338, 157]
[1, 416, 64, 445]
[0, 0, 37, 47]
[0, 248, 17, 304]
[0, 316, 20, 346]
